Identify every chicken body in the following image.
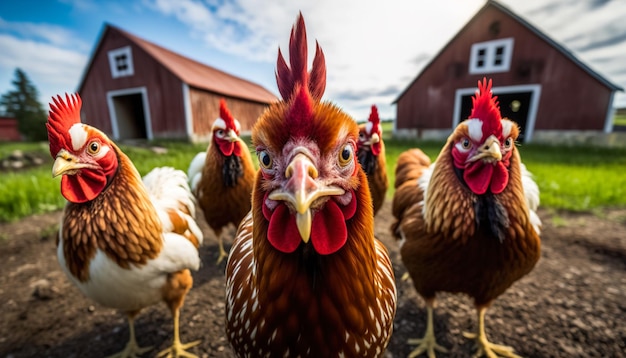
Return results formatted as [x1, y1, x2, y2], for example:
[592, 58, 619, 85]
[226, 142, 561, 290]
[48, 94, 203, 358]
[188, 99, 255, 264]
[357, 105, 388, 216]
[225, 14, 396, 357]
[392, 79, 541, 358]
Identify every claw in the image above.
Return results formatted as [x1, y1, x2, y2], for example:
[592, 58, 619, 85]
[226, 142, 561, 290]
[464, 308, 521, 358]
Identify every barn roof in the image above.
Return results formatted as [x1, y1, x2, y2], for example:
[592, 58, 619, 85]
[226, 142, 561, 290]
[394, 0, 623, 103]
[77, 24, 277, 104]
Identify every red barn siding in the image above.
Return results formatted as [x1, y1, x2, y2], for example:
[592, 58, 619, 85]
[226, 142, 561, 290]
[189, 88, 269, 138]
[396, 2, 617, 136]
[80, 27, 187, 139]
[0, 118, 21, 141]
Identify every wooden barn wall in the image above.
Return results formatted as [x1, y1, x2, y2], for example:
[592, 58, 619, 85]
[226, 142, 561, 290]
[189, 88, 270, 136]
[396, 5, 612, 131]
[0, 118, 21, 141]
[79, 27, 186, 139]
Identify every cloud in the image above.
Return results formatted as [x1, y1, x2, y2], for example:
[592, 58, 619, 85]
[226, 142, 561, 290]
[0, 13, 94, 108]
[0, 17, 90, 52]
[0, 33, 88, 105]
[143, 0, 494, 118]
[4, 0, 623, 120]
[58, 0, 99, 12]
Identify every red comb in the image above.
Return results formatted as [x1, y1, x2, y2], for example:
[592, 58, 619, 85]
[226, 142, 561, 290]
[276, 13, 327, 138]
[368, 105, 380, 126]
[46, 93, 82, 158]
[276, 12, 326, 101]
[469, 77, 501, 140]
[219, 98, 237, 132]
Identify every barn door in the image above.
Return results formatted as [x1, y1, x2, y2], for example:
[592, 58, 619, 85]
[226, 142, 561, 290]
[106, 87, 153, 141]
[456, 85, 540, 143]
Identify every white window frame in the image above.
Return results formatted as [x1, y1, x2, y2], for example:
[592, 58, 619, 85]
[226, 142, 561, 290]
[108, 46, 134, 78]
[452, 84, 541, 142]
[469, 38, 514, 74]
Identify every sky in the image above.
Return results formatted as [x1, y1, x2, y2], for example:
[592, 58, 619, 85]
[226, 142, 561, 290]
[1, 0, 625, 122]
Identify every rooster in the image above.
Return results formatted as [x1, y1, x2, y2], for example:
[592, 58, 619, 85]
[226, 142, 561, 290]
[391, 78, 541, 358]
[47, 94, 203, 358]
[357, 105, 388, 216]
[187, 98, 255, 264]
[224, 13, 397, 357]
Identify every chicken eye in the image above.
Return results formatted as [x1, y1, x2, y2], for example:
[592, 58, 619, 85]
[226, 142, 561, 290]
[504, 137, 513, 149]
[358, 132, 366, 141]
[87, 141, 100, 155]
[215, 129, 225, 139]
[338, 144, 354, 167]
[258, 150, 272, 169]
[461, 138, 472, 149]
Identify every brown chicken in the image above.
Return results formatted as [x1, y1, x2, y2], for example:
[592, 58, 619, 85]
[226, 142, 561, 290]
[357, 105, 388, 216]
[188, 99, 255, 264]
[391, 78, 541, 358]
[224, 13, 397, 357]
[46, 94, 203, 358]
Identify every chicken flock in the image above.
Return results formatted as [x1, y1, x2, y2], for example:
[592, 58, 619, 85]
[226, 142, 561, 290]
[46, 13, 541, 358]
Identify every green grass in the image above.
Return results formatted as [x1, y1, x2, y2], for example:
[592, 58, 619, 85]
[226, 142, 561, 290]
[614, 112, 626, 126]
[517, 144, 626, 210]
[1, 138, 625, 222]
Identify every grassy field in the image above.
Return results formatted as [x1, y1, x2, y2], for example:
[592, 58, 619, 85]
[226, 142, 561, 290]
[614, 111, 626, 126]
[1, 136, 625, 222]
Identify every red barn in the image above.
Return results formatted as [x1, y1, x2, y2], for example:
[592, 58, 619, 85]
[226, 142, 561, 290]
[77, 24, 277, 142]
[394, 0, 623, 143]
[0, 116, 21, 142]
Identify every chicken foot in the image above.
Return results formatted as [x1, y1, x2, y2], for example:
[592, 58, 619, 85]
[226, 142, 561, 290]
[216, 234, 228, 264]
[463, 307, 521, 358]
[158, 270, 200, 358]
[408, 300, 448, 358]
[156, 309, 200, 358]
[107, 315, 152, 358]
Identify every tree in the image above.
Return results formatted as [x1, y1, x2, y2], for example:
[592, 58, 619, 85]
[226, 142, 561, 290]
[0, 68, 48, 141]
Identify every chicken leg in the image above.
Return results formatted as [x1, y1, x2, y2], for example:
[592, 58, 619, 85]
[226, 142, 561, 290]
[157, 270, 201, 358]
[157, 309, 200, 358]
[408, 299, 448, 358]
[216, 233, 228, 264]
[107, 314, 152, 358]
[462, 307, 521, 358]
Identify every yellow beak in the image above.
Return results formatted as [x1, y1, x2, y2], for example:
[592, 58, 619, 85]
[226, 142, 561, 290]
[364, 132, 380, 146]
[268, 152, 344, 242]
[52, 150, 84, 177]
[226, 129, 239, 143]
[468, 135, 502, 163]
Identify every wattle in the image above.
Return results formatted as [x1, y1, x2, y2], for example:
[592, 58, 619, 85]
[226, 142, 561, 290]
[218, 141, 242, 157]
[263, 191, 357, 255]
[463, 161, 509, 195]
[371, 142, 381, 156]
[61, 171, 107, 203]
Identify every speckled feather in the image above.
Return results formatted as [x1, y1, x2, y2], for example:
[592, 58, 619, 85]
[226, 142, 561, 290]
[192, 139, 255, 237]
[357, 124, 388, 216]
[60, 145, 202, 283]
[225, 13, 396, 357]
[226, 169, 396, 357]
[391, 125, 541, 307]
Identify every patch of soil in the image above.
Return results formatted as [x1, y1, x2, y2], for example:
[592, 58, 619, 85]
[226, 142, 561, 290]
[0, 203, 625, 357]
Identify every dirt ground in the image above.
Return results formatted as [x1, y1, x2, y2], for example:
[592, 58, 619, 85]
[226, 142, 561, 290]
[1, 201, 625, 358]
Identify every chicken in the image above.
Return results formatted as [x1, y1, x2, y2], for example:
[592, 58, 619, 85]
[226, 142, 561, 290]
[391, 78, 541, 358]
[46, 94, 203, 358]
[224, 13, 397, 357]
[357, 105, 388, 216]
[187, 98, 255, 264]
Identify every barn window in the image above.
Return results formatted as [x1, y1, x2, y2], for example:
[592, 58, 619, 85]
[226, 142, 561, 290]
[469, 38, 513, 74]
[108, 46, 134, 78]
